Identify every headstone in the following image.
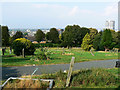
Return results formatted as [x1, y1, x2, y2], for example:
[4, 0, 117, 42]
[115, 61, 120, 68]
[22, 48, 25, 58]
[66, 57, 75, 87]
[62, 47, 65, 54]
[2, 48, 5, 55]
[90, 49, 94, 56]
[9, 47, 12, 54]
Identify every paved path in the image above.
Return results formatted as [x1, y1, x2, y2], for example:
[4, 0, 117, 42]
[1, 59, 118, 80]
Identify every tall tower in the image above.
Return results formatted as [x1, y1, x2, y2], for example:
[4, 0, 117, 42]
[105, 21, 109, 29]
[109, 20, 115, 30]
[105, 20, 115, 30]
[118, 1, 120, 31]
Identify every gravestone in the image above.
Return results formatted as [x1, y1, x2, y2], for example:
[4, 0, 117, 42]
[2, 48, 5, 55]
[22, 48, 25, 58]
[62, 47, 65, 54]
[9, 47, 12, 54]
[90, 49, 94, 56]
[66, 57, 75, 87]
[115, 61, 120, 68]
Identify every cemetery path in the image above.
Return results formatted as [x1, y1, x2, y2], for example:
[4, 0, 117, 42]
[2, 59, 118, 80]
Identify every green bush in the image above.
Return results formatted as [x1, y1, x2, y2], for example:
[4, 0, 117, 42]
[12, 38, 35, 56]
[81, 33, 92, 51]
[31, 47, 51, 60]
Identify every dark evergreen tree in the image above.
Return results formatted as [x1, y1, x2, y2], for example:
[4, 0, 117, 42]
[45, 32, 50, 41]
[49, 28, 59, 43]
[35, 29, 45, 43]
[93, 33, 102, 51]
[100, 29, 113, 51]
[12, 31, 23, 41]
[2, 26, 10, 46]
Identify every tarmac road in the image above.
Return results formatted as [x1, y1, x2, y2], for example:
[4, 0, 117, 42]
[1, 59, 118, 80]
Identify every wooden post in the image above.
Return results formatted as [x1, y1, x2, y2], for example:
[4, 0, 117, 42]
[22, 48, 25, 58]
[66, 57, 75, 87]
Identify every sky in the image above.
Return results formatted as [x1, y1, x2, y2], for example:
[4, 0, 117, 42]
[0, 0, 118, 30]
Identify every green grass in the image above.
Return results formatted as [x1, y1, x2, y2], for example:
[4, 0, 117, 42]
[21, 68, 120, 88]
[2, 47, 118, 67]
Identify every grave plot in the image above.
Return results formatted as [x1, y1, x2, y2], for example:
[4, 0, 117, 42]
[1, 77, 54, 89]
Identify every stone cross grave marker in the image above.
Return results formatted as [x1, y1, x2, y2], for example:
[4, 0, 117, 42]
[66, 57, 75, 87]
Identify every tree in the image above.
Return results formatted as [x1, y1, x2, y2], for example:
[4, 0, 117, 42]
[45, 32, 50, 41]
[35, 29, 45, 43]
[117, 31, 120, 50]
[12, 31, 23, 41]
[62, 25, 90, 48]
[0, 25, 2, 47]
[115, 31, 120, 49]
[24, 32, 28, 36]
[79, 27, 90, 45]
[110, 29, 118, 48]
[49, 28, 59, 43]
[62, 25, 79, 47]
[2, 26, 10, 46]
[100, 29, 113, 51]
[81, 33, 92, 51]
[89, 28, 98, 44]
[12, 38, 35, 56]
[93, 33, 102, 51]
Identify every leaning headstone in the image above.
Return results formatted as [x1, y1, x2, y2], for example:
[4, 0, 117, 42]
[115, 61, 120, 68]
[66, 57, 75, 87]
[90, 49, 94, 56]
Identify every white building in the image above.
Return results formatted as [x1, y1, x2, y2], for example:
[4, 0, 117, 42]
[42, 29, 50, 34]
[105, 20, 115, 30]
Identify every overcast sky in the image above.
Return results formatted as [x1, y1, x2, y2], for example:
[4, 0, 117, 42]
[0, 0, 118, 30]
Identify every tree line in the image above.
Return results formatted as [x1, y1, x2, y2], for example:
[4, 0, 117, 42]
[1, 25, 120, 51]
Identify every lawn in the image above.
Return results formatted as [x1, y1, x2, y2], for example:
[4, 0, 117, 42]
[2, 47, 118, 67]
[19, 68, 120, 88]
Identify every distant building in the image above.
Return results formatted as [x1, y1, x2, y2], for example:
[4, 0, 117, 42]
[26, 29, 36, 36]
[105, 20, 115, 30]
[32, 41, 38, 44]
[40, 41, 46, 44]
[25, 35, 35, 42]
[42, 29, 50, 34]
[57, 29, 64, 35]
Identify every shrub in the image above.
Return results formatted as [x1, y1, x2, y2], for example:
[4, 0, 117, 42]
[12, 38, 35, 56]
[81, 33, 92, 51]
[31, 47, 51, 60]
